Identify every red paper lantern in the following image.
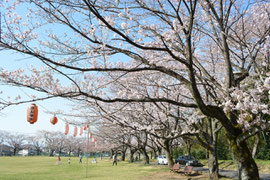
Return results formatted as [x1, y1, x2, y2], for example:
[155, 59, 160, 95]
[27, 104, 38, 124]
[50, 116, 58, 125]
[73, 126, 78, 137]
[64, 123, 69, 135]
[79, 127, 83, 136]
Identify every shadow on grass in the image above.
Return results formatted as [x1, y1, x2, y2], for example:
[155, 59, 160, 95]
[219, 161, 234, 170]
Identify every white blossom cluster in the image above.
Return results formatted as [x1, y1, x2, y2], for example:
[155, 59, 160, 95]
[222, 76, 270, 130]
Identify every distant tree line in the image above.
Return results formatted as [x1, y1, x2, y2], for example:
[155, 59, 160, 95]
[0, 130, 102, 157]
[1, 128, 269, 162]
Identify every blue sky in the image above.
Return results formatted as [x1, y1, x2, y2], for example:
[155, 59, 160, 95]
[0, 50, 69, 134]
[0, 0, 85, 135]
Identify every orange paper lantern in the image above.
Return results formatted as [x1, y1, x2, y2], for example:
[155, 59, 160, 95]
[50, 116, 58, 125]
[64, 123, 69, 135]
[73, 126, 78, 137]
[79, 127, 83, 136]
[27, 104, 38, 124]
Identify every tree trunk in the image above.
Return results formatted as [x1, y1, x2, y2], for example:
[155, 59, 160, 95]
[59, 148, 62, 157]
[252, 133, 260, 158]
[36, 148, 40, 156]
[207, 118, 219, 180]
[49, 149, 54, 157]
[100, 151, 103, 160]
[121, 151, 126, 161]
[163, 140, 174, 168]
[164, 149, 174, 168]
[186, 141, 192, 157]
[110, 149, 114, 159]
[229, 137, 259, 180]
[153, 149, 157, 159]
[208, 149, 219, 180]
[140, 149, 149, 164]
[129, 149, 136, 163]
[157, 146, 162, 156]
[13, 148, 16, 156]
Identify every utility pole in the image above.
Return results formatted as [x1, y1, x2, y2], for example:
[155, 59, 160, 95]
[86, 127, 89, 178]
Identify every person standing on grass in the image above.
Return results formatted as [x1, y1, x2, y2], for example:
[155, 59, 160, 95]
[56, 156, 61, 164]
[68, 158, 71, 164]
[113, 154, 117, 166]
[79, 155, 82, 164]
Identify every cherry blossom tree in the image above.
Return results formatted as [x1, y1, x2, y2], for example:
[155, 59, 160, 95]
[41, 131, 65, 156]
[6, 133, 26, 156]
[27, 134, 44, 155]
[65, 136, 77, 156]
[0, 130, 7, 156]
[1, 1, 270, 179]
[73, 137, 84, 157]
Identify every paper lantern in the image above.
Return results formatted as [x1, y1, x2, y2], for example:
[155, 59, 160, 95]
[50, 116, 58, 125]
[79, 127, 83, 136]
[73, 126, 78, 137]
[89, 132, 93, 139]
[64, 123, 69, 135]
[27, 104, 38, 124]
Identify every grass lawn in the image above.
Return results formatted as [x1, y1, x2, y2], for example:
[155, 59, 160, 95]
[0, 156, 206, 180]
[0, 156, 158, 180]
[3, 156, 269, 179]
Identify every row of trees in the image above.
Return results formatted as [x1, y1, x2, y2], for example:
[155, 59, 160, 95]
[1, 127, 269, 161]
[0, 130, 98, 156]
[0, 0, 270, 179]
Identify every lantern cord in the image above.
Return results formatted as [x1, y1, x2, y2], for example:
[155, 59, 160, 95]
[86, 130, 89, 178]
[18, 87, 96, 139]
[17, 87, 70, 123]
[18, 87, 86, 125]
[18, 87, 50, 112]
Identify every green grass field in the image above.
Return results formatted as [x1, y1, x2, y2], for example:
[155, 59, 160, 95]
[1, 156, 269, 180]
[0, 156, 169, 180]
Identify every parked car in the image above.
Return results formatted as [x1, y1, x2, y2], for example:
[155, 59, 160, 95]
[157, 155, 168, 165]
[175, 155, 203, 166]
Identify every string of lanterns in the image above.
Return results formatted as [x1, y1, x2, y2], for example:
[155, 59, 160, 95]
[26, 104, 98, 145]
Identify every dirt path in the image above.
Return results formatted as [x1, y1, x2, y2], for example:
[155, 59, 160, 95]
[142, 171, 211, 180]
[143, 166, 270, 180]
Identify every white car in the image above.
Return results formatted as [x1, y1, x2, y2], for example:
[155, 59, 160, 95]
[157, 155, 168, 165]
